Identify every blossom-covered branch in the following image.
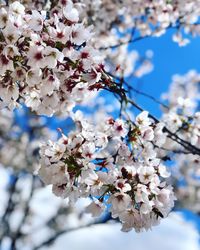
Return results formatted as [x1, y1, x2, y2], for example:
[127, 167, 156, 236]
[0, 0, 200, 238]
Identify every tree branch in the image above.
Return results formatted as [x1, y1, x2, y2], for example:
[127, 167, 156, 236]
[0, 174, 19, 248]
[10, 174, 35, 250]
[101, 79, 200, 156]
[32, 215, 113, 250]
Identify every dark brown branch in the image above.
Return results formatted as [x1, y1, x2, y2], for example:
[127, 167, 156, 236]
[101, 80, 200, 156]
[108, 72, 169, 110]
[99, 35, 150, 50]
[99, 20, 200, 50]
[126, 98, 200, 156]
[32, 216, 113, 250]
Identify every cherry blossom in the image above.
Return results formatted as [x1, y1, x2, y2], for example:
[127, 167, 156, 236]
[1, 0, 200, 236]
[0, 1, 104, 116]
[39, 111, 175, 232]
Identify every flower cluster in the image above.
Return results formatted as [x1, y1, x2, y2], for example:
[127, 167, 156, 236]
[161, 70, 200, 149]
[158, 71, 200, 212]
[39, 111, 175, 232]
[74, 0, 200, 47]
[0, 1, 103, 116]
[0, 107, 101, 249]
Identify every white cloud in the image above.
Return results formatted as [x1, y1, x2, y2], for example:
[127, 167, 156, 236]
[43, 212, 199, 250]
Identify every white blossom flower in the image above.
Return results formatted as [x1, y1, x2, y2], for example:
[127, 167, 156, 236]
[85, 200, 105, 217]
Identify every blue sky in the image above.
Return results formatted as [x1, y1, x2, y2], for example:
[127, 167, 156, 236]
[130, 29, 200, 116]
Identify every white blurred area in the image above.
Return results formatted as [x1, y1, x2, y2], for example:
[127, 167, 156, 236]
[44, 214, 200, 250]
